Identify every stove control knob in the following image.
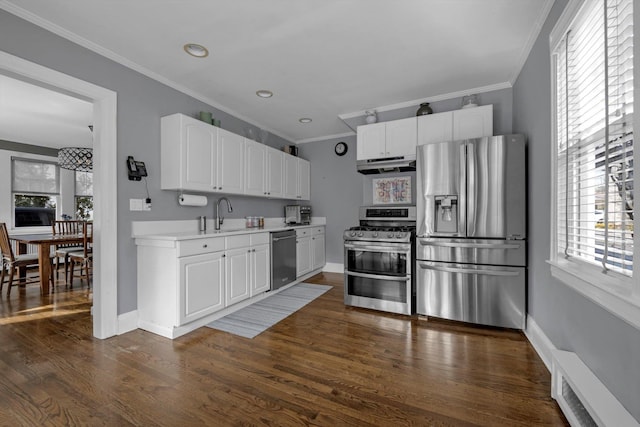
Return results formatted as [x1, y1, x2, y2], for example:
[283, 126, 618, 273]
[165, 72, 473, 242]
[373, 231, 378, 238]
[396, 232, 404, 238]
[357, 232, 364, 237]
[387, 232, 394, 238]
[350, 231, 356, 237]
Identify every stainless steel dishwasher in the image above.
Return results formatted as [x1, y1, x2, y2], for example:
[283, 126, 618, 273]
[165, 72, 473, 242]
[270, 229, 296, 290]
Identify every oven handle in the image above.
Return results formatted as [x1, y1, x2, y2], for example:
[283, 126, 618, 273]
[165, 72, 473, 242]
[346, 271, 411, 281]
[417, 261, 520, 277]
[417, 239, 520, 250]
[344, 242, 411, 252]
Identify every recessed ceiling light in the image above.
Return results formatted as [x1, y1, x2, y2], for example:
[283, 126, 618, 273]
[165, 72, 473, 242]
[183, 43, 209, 58]
[299, 118, 312, 123]
[256, 90, 273, 98]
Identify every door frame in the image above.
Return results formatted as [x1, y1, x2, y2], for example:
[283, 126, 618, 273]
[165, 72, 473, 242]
[0, 51, 118, 339]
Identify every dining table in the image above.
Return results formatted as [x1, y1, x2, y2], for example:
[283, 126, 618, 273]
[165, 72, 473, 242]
[9, 233, 85, 295]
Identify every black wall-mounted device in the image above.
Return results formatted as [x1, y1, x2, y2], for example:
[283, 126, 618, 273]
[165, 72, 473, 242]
[127, 156, 148, 181]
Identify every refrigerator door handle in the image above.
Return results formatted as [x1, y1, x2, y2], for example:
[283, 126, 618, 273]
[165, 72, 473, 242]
[417, 239, 521, 250]
[459, 143, 467, 237]
[417, 261, 520, 277]
[466, 142, 476, 237]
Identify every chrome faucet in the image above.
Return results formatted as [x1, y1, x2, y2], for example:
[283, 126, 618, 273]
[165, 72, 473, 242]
[214, 197, 233, 230]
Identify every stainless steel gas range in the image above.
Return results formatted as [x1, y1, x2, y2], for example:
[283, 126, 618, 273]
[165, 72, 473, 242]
[343, 206, 416, 315]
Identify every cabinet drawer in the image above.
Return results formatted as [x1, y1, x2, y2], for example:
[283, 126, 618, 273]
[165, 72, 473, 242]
[250, 232, 269, 246]
[226, 234, 251, 249]
[178, 237, 224, 257]
[311, 227, 324, 236]
[295, 228, 310, 237]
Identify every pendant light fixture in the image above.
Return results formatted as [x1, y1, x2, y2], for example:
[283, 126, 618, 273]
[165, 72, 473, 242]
[58, 125, 93, 171]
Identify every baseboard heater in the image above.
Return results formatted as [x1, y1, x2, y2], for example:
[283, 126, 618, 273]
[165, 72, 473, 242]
[551, 349, 638, 426]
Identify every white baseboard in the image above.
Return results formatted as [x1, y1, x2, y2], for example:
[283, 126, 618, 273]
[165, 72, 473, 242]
[323, 262, 344, 273]
[524, 314, 554, 372]
[117, 310, 139, 335]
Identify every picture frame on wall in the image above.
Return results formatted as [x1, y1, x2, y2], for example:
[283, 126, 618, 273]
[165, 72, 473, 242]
[373, 176, 411, 204]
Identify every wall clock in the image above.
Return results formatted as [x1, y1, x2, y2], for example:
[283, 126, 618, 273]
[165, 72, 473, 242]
[335, 142, 348, 156]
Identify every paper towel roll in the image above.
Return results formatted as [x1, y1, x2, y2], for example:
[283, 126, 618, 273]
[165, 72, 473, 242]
[178, 194, 208, 207]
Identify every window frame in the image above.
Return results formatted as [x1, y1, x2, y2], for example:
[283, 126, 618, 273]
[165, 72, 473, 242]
[548, 0, 640, 330]
[10, 156, 60, 230]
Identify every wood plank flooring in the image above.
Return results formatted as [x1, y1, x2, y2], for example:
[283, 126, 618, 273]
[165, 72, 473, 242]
[0, 272, 568, 426]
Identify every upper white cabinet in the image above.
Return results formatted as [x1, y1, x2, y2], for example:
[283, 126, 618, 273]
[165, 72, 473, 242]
[284, 156, 310, 200]
[244, 139, 285, 198]
[418, 105, 493, 146]
[357, 117, 417, 160]
[162, 113, 306, 200]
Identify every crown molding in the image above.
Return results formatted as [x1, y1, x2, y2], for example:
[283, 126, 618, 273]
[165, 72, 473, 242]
[296, 131, 355, 144]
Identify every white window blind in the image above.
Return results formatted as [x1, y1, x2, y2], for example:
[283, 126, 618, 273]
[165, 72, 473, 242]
[75, 171, 93, 196]
[555, 0, 634, 276]
[11, 158, 60, 195]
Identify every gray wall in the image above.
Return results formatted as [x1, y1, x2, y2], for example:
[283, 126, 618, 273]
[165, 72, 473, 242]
[0, 10, 295, 314]
[512, 0, 640, 419]
[300, 87, 514, 264]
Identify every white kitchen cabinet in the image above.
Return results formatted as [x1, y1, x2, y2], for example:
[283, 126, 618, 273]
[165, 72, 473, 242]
[266, 148, 285, 198]
[244, 139, 266, 196]
[245, 140, 285, 198]
[179, 251, 225, 325]
[161, 113, 244, 193]
[296, 229, 312, 277]
[217, 127, 244, 194]
[296, 226, 325, 277]
[311, 228, 325, 271]
[250, 242, 270, 296]
[284, 156, 310, 200]
[225, 247, 251, 306]
[417, 105, 493, 146]
[452, 105, 493, 140]
[357, 117, 417, 160]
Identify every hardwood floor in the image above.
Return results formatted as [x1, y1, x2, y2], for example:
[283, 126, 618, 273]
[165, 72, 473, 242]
[0, 272, 567, 426]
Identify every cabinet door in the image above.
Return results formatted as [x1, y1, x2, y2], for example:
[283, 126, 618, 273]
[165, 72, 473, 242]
[225, 248, 251, 306]
[357, 122, 386, 160]
[266, 148, 284, 198]
[452, 105, 493, 140]
[245, 139, 266, 196]
[183, 122, 217, 191]
[417, 112, 453, 146]
[297, 158, 310, 200]
[179, 252, 225, 325]
[385, 117, 417, 157]
[284, 154, 298, 199]
[296, 236, 312, 277]
[217, 128, 244, 194]
[251, 244, 270, 296]
[311, 234, 325, 271]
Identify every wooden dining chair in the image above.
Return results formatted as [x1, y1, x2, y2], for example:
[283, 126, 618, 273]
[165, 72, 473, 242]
[0, 222, 50, 296]
[68, 221, 93, 287]
[51, 219, 84, 282]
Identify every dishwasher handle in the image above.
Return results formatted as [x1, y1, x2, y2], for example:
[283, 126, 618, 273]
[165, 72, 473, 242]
[272, 234, 296, 242]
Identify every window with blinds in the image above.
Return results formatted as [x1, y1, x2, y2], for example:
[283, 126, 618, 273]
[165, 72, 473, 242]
[554, 0, 634, 276]
[12, 158, 60, 227]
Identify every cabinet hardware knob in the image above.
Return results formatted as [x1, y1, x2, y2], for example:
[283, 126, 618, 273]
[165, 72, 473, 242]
[203, 244, 208, 248]
[252, 249, 256, 252]
[248, 249, 251, 253]
[222, 254, 226, 257]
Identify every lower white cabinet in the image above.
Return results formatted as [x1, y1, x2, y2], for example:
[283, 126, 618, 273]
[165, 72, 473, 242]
[296, 226, 325, 277]
[136, 231, 272, 339]
[179, 252, 225, 325]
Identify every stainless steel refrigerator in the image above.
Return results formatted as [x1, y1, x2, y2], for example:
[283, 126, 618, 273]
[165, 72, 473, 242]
[416, 134, 526, 329]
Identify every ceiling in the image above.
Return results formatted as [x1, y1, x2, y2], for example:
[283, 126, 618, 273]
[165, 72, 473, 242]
[1, 0, 553, 144]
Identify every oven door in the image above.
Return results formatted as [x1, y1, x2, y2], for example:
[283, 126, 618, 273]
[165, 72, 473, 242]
[344, 241, 412, 315]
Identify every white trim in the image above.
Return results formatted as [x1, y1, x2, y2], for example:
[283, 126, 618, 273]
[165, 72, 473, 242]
[508, 0, 555, 85]
[524, 315, 554, 372]
[549, 260, 640, 331]
[0, 1, 293, 144]
[549, 0, 586, 50]
[337, 82, 512, 121]
[322, 262, 344, 274]
[0, 51, 119, 339]
[117, 310, 138, 335]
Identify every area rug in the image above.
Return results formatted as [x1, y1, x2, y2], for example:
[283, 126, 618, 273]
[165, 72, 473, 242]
[206, 283, 331, 338]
